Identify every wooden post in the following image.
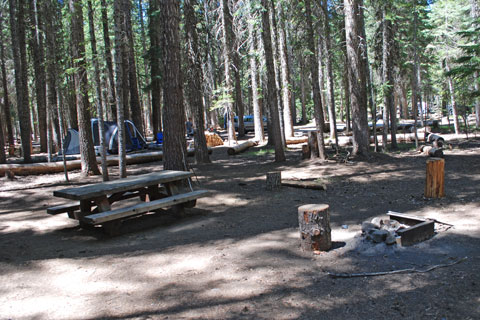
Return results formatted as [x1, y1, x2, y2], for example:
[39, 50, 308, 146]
[266, 171, 281, 190]
[425, 158, 445, 198]
[298, 204, 332, 252]
[307, 131, 319, 158]
[301, 144, 311, 159]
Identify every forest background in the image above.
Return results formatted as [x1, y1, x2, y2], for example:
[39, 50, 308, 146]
[0, 0, 479, 175]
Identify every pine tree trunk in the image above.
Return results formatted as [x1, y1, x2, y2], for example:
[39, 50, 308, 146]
[101, 0, 117, 122]
[0, 11, 14, 151]
[184, 0, 210, 164]
[321, 0, 339, 148]
[248, 20, 265, 143]
[220, 0, 237, 144]
[305, 0, 326, 159]
[162, 0, 187, 171]
[149, 0, 162, 137]
[260, 0, 285, 162]
[123, 0, 143, 135]
[381, 5, 397, 150]
[9, 0, 32, 162]
[87, 0, 109, 181]
[299, 59, 307, 125]
[278, 5, 294, 139]
[42, 0, 62, 154]
[269, 6, 285, 147]
[113, 0, 127, 177]
[69, 0, 100, 176]
[137, 0, 152, 134]
[27, 0, 47, 153]
[444, 62, 461, 135]
[344, 0, 369, 156]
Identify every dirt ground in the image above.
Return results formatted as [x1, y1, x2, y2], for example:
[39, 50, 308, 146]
[0, 132, 479, 320]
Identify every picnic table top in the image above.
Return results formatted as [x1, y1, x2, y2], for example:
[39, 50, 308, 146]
[53, 170, 193, 201]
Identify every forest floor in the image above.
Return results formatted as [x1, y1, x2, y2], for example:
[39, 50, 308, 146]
[0, 130, 479, 320]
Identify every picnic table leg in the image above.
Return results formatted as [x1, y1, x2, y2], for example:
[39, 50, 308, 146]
[78, 200, 93, 229]
[165, 181, 186, 218]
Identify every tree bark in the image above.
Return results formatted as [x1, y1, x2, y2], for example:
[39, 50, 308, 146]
[161, 0, 187, 171]
[381, 4, 397, 150]
[344, 0, 369, 156]
[183, 0, 210, 164]
[101, 0, 117, 122]
[305, 0, 327, 159]
[114, 0, 127, 177]
[123, 0, 143, 135]
[444, 61, 461, 135]
[87, 0, 109, 181]
[278, 4, 294, 139]
[69, 0, 100, 176]
[260, 0, 286, 162]
[149, 0, 162, 137]
[321, 0, 339, 148]
[9, 0, 31, 162]
[220, 0, 237, 144]
[0, 10, 14, 152]
[27, 0, 47, 153]
[248, 19, 264, 143]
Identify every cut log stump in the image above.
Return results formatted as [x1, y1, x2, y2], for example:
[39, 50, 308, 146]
[425, 158, 445, 198]
[301, 145, 311, 160]
[298, 204, 332, 252]
[266, 171, 281, 191]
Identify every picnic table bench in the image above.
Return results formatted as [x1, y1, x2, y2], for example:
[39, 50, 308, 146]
[48, 170, 209, 235]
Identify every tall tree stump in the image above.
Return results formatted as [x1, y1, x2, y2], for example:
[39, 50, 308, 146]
[425, 158, 445, 198]
[266, 171, 281, 190]
[298, 204, 332, 252]
[308, 131, 319, 158]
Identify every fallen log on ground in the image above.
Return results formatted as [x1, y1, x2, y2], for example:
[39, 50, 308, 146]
[422, 146, 444, 158]
[427, 133, 445, 148]
[0, 148, 212, 176]
[286, 136, 308, 145]
[227, 140, 258, 155]
[371, 133, 426, 144]
[281, 179, 327, 190]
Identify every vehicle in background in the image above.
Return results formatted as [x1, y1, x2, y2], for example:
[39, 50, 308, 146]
[234, 115, 267, 133]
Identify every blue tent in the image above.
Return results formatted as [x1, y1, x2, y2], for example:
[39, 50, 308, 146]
[61, 119, 146, 155]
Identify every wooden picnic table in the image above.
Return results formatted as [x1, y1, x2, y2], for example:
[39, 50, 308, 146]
[49, 170, 209, 235]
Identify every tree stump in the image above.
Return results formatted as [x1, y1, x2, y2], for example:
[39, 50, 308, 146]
[298, 204, 332, 252]
[308, 131, 319, 158]
[425, 158, 445, 198]
[301, 144, 311, 160]
[266, 171, 281, 190]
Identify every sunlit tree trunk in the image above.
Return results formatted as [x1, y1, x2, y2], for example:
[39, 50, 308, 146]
[344, 0, 369, 156]
[114, 0, 127, 177]
[305, 0, 326, 159]
[248, 17, 264, 143]
[101, 0, 117, 122]
[220, 0, 236, 144]
[445, 61, 461, 135]
[87, 0, 109, 181]
[260, 0, 285, 162]
[321, 0, 339, 148]
[149, 0, 162, 137]
[278, 4, 293, 139]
